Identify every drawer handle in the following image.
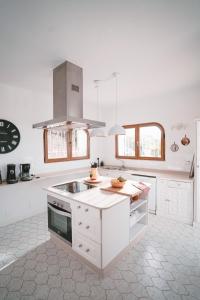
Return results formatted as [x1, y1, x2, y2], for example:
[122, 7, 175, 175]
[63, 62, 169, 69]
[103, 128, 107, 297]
[85, 208, 89, 212]
[86, 248, 90, 253]
[77, 205, 81, 209]
[78, 222, 82, 226]
[86, 225, 90, 229]
[165, 199, 170, 202]
[78, 244, 83, 248]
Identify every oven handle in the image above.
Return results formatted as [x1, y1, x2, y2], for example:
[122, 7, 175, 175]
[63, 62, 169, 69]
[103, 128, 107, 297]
[48, 203, 71, 218]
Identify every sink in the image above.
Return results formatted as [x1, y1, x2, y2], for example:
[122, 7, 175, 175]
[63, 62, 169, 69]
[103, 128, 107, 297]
[103, 166, 135, 172]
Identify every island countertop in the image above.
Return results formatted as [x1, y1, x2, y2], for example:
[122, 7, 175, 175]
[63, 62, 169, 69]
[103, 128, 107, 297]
[46, 176, 150, 210]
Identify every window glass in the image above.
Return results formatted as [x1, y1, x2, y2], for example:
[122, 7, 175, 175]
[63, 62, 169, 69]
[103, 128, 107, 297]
[139, 126, 162, 158]
[47, 130, 68, 159]
[72, 129, 88, 157]
[118, 128, 135, 157]
[116, 123, 165, 161]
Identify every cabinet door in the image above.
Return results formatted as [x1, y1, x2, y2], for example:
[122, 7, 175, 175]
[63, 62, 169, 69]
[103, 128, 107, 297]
[157, 180, 169, 216]
[168, 188, 179, 217]
[177, 183, 193, 223]
[167, 181, 193, 224]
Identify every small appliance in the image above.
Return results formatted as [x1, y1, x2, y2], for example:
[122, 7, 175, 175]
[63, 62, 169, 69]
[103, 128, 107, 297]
[20, 163, 32, 181]
[7, 164, 18, 184]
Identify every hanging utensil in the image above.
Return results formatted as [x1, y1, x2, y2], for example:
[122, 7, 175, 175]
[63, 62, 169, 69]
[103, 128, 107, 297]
[181, 134, 190, 146]
[170, 142, 179, 152]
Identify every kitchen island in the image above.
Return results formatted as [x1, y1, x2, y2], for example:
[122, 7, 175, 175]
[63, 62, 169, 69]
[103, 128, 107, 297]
[46, 176, 150, 272]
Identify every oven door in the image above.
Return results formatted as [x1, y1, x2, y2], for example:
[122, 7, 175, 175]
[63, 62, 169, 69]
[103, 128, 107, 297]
[48, 203, 72, 244]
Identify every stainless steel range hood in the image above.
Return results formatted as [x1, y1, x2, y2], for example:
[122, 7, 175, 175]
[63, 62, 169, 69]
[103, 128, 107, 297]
[32, 61, 106, 129]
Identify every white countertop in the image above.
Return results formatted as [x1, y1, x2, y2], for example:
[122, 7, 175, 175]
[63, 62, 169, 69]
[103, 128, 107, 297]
[101, 166, 193, 182]
[46, 176, 149, 210]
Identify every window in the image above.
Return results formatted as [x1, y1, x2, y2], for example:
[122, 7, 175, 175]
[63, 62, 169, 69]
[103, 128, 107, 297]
[116, 123, 165, 160]
[44, 129, 90, 163]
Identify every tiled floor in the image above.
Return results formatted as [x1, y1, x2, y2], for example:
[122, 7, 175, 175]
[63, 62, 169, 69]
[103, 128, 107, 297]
[0, 214, 200, 300]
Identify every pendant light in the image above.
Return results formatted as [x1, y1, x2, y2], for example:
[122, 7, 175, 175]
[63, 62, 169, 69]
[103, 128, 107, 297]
[108, 73, 125, 136]
[90, 80, 107, 137]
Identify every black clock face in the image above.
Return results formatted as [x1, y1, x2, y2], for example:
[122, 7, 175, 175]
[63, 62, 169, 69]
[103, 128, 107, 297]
[0, 119, 20, 154]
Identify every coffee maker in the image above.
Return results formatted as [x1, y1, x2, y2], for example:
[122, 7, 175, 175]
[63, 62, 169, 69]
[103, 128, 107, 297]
[7, 164, 18, 184]
[20, 163, 32, 181]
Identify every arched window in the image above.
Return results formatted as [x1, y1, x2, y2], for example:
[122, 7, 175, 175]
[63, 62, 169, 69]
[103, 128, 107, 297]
[116, 122, 165, 161]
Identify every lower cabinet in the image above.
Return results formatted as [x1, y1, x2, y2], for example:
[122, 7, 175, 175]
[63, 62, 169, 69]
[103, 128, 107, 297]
[157, 179, 193, 224]
[73, 230, 101, 268]
[72, 198, 130, 269]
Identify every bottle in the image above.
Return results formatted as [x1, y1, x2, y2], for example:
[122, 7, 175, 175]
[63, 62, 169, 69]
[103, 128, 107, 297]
[100, 161, 104, 167]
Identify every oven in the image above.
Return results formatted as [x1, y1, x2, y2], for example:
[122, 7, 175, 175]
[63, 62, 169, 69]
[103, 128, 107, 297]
[47, 195, 72, 245]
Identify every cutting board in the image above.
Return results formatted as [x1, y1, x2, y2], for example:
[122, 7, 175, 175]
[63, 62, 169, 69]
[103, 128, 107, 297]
[100, 181, 142, 198]
[84, 177, 102, 184]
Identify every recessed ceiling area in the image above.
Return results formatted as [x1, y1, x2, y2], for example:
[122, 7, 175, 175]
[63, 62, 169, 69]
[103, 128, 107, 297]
[0, 0, 199, 103]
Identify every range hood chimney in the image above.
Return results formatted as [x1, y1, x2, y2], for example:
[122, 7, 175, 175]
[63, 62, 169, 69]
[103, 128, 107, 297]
[32, 61, 106, 130]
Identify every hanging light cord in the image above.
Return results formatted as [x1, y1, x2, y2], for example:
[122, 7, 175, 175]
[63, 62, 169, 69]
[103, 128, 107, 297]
[94, 72, 120, 123]
[95, 83, 100, 121]
[113, 72, 119, 124]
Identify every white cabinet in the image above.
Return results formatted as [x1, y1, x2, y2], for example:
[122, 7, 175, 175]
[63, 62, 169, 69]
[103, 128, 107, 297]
[72, 202, 101, 244]
[72, 198, 130, 269]
[157, 179, 193, 224]
[73, 230, 101, 268]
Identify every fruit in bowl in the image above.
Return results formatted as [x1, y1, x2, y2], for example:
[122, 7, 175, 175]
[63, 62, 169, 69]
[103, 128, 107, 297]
[111, 176, 127, 188]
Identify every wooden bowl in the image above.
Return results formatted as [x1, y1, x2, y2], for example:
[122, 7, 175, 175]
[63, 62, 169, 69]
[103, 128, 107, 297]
[111, 179, 126, 188]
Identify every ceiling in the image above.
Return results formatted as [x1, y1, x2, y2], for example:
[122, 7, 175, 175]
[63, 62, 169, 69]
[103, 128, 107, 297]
[0, 0, 199, 103]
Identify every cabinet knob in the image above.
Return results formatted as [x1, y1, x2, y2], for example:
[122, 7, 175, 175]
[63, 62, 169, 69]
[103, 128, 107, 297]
[86, 248, 90, 253]
[86, 225, 90, 229]
[85, 208, 89, 212]
[77, 205, 81, 209]
[78, 222, 82, 226]
[78, 244, 83, 248]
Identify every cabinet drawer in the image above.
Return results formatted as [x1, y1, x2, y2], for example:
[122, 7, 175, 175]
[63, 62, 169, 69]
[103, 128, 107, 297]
[167, 181, 191, 189]
[72, 202, 101, 243]
[73, 231, 101, 268]
[73, 215, 101, 243]
[72, 202, 100, 221]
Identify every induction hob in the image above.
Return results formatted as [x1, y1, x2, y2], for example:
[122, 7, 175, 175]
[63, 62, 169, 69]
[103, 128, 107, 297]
[53, 181, 96, 194]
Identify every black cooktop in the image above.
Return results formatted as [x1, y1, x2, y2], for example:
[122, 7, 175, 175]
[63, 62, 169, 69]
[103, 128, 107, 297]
[53, 181, 96, 194]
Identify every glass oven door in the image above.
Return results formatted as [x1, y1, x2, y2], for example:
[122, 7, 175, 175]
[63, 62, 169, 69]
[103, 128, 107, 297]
[48, 203, 72, 244]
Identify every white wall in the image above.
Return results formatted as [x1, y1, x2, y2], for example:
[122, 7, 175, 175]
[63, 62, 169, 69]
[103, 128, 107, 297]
[0, 82, 104, 179]
[1, 80, 199, 179]
[102, 83, 200, 171]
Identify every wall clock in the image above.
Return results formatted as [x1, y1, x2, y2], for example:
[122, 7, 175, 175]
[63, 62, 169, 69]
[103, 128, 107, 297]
[0, 119, 20, 154]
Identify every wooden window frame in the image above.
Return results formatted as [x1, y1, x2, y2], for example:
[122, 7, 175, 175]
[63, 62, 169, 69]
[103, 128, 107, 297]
[44, 129, 90, 163]
[115, 122, 165, 161]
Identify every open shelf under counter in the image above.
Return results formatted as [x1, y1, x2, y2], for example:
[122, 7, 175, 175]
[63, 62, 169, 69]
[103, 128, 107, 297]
[130, 222, 147, 242]
[130, 199, 147, 212]
[130, 211, 147, 228]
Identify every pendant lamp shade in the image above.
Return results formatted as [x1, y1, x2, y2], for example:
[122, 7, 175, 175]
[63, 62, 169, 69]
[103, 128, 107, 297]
[108, 73, 125, 136]
[108, 124, 125, 136]
[90, 81, 106, 137]
[90, 127, 107, 137]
